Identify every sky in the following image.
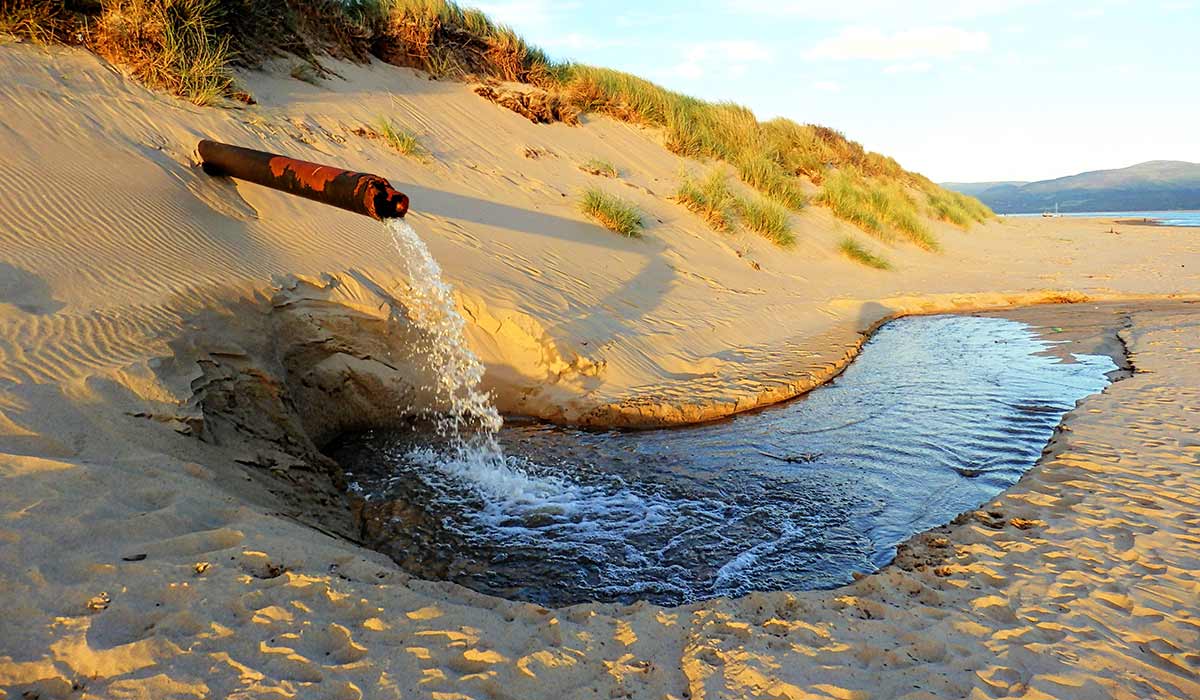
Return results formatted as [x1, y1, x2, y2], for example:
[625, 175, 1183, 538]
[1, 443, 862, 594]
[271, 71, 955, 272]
[472, 0, 1200, 183]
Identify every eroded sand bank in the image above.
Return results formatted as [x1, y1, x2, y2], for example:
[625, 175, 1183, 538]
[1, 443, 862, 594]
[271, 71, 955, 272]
[2, 41, 1200, 699]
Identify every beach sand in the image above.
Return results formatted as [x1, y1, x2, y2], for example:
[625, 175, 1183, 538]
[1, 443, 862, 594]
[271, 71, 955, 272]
[2, 41, 1200, 699]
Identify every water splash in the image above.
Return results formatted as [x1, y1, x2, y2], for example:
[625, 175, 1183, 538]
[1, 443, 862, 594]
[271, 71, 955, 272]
[386, 218, 501, 440]
[380, 219, 681, 595]
[386, 220, 597, 505]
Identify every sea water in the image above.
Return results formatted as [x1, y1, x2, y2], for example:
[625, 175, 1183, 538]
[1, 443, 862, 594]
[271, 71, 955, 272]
[1009, 210, 1200, 226]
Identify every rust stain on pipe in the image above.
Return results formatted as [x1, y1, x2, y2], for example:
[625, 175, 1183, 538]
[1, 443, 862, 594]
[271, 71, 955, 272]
[198, 140, 409, 219]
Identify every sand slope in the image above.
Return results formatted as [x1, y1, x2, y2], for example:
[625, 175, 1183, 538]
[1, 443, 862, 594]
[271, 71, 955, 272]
[2, 40, 1200, 699]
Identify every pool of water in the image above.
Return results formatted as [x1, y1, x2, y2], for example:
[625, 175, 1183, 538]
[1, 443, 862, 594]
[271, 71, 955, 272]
[332, 314, 1117, 607]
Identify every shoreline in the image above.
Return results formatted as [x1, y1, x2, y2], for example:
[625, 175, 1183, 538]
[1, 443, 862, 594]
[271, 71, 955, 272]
[587, 290, 1199, 428]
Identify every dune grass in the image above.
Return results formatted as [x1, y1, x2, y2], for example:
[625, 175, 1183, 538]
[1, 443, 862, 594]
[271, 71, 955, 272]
[839, 237, 891, 270]
[674, 170, 737, 232]
[735, 153, 808, 210]
[290, 61, 321, 85]
[0, 0, 68, 43]
[819, 170, 942, 250]
[375, 118, 426, 158]
[580, 188, 643, 238]
[580, 158, 618, 178]
[93, 0, 237, 106]
[737, 196, 795, 247]
[7, 0, 991, 241]
[819, 170, 886, 238]
[926, 187, 994, 227]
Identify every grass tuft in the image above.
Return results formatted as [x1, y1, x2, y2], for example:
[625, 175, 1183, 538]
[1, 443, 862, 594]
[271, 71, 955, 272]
[0, 0, 71, 44]
[737, 196, 794, 247]
[839, 237, 891, 270]
[579, 157, 618, 178]
[290, 61, 321, 85]
[819, 170, 941, 250]
[376, 117, 425, 158]
[95, 0, 237, 105]
[674, 170, 737, 232]
[819, 170, 886, 238]
[735, 153, 808, 211]
[580, 188, 643, 238]
[926, 188, 993, 227]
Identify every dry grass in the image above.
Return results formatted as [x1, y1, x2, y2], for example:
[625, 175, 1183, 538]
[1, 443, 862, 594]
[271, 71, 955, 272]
[0, 0, 74, 43]
[580, 158, 618, 178]
[381, 0, 549, 81]
[839, 237, 891, 270]
[95, 0, 236, 105]
[674, 170, 737, 232]
[375, 117, 425, 158]
[580, 188, 643, 238]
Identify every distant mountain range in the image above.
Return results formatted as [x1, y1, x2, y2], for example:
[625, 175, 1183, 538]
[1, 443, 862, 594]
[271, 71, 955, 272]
[943, 161, 1200, 214]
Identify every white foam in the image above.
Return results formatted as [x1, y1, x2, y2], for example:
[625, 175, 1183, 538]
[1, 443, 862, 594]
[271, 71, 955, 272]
[386, 219, 641, 521]
[386, 218, 502, 438]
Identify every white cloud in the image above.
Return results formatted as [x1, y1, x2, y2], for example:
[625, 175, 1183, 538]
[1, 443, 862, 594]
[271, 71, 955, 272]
[813, 81, 842, 92]
[661, 41, 773, 81]
[883, 61, 933, 74]
[806, 26, 990, 61]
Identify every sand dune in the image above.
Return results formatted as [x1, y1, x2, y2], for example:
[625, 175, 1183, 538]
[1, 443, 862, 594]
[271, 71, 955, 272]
[1, 40, 1200, 699]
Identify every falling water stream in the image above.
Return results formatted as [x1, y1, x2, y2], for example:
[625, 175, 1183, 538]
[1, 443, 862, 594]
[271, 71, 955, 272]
[340, 220, 1119, 607]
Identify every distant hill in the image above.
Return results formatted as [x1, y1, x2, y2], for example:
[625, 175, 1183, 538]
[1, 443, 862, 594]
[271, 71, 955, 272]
[940, 181, 1027, 198]
[943, 161, 1200, 214]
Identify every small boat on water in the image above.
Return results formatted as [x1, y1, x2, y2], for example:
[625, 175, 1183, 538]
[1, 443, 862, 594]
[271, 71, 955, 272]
[1042, 203, 1061, 217]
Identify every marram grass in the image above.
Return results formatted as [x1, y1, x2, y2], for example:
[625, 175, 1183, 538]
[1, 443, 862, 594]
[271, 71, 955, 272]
[580, 158, 618, 178]
[820, 170, 941, 251]
[376, 118, 425, 158]
[8, 0, 992, 240]
[580, 188, 643, 238]
[674, 170, 737, 233]
[927, 188, 993, 227]
[97, 0, 237, 106]
[737, 196, 795, 247]
[839, 236, 891, 270]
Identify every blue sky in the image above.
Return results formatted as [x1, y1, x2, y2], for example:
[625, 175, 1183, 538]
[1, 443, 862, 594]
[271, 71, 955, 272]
[473, 0, 1199, 182]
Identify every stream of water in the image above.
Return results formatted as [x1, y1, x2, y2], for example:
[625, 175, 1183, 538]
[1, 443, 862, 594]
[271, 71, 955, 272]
[344, 220, 1118, 607]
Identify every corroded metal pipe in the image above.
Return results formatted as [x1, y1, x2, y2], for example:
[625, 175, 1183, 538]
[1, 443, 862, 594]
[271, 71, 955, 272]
[198, 140, 409, 219]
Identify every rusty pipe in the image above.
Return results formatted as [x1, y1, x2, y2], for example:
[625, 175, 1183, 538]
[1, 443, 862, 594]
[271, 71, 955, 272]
[198, 140, 409, 219]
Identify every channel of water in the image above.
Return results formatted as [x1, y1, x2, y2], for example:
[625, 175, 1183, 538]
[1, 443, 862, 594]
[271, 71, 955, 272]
[329, 220, 1118, 607]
